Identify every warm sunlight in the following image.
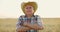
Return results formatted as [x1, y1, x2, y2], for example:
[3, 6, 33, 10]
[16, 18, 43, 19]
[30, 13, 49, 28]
[0, 0, 60, 18]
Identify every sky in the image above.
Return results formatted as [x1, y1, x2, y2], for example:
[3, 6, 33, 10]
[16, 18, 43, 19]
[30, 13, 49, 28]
[0, 0, 60, 18]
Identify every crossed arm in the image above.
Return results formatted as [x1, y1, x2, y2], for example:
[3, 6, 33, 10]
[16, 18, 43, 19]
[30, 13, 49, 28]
[16, 26, 31, 32]
[23, 23, 44, 30]
[16, 23, 44, 32]
[16, 17, 44, 32]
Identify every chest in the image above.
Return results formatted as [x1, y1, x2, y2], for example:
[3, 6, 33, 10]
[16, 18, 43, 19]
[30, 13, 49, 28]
[21, 17, 38, 24]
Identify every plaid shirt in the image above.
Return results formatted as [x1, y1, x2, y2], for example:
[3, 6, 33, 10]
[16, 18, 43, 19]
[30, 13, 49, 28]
[16, 15, 43, 32]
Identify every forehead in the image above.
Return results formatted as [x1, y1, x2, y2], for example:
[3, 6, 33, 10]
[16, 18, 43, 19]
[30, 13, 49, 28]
[25, 5, 33, 7]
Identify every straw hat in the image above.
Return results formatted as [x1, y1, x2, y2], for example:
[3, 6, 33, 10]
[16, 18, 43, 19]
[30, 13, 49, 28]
[21, 2, 38, 13]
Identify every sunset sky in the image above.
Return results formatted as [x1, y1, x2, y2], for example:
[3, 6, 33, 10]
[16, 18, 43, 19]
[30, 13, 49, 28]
[0, 0, 60, 18]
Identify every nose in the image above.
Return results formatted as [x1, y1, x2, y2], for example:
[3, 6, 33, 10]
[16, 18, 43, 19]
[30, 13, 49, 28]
[26, 7, 31, 9]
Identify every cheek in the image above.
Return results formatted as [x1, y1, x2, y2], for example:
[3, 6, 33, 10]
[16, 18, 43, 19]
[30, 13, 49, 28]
[24, 9, 34, 14]
[32, 10, 34, 12]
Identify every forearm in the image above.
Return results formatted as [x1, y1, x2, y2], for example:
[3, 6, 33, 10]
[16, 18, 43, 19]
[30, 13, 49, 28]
[16, 27, 32, 32]
[32, 24, 44, 30]
[23, 24, 44, 30]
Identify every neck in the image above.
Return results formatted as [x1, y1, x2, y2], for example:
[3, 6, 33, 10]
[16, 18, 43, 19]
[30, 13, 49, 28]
[26, 14, 33, 18]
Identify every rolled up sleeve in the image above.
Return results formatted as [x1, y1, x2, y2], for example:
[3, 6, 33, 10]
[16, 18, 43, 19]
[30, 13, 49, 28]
[16, 17, 22, 30]
[16, 21, 21, 29]
[37, 16, 43, 27]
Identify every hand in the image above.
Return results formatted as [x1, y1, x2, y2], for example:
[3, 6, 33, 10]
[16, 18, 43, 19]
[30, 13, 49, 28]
[32, 24, 38, 30]
[23, 22, 28, 26]
[17, 28, 26, 32]
[32, 24, 44, 30]
[23, 22, 31, 27]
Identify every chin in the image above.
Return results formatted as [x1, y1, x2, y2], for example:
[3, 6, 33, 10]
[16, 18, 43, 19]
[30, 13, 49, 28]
[27, 13, 32, 14]
[26, 12, 33, 15]
[28, 13, 31, 14]
[28, 14, 31, 15]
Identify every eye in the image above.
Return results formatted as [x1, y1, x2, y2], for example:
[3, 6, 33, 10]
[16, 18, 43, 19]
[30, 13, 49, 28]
[26, 7, 28, 9]
[29, 7, 31, 9]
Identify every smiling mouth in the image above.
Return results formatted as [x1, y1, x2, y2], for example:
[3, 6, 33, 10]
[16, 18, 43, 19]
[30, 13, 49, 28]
[27, 11, 31, 12]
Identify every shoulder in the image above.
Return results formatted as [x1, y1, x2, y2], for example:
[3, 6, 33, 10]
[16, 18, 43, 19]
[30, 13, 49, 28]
[18, 15, 25, 20]
[34, 15, 41, 18]
[19, 15, 25, 18]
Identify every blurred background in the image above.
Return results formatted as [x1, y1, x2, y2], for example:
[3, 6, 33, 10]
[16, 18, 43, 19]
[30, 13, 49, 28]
[0, 0, 60, 32]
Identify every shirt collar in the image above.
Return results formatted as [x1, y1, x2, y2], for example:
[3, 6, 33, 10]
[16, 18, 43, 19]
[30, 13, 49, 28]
[25, 15, 35, 18]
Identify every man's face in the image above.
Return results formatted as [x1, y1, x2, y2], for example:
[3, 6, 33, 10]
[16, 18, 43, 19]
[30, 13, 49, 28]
[24, 5, 34, 15]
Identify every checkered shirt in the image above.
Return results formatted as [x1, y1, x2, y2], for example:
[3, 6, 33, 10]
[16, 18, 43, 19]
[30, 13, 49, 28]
[16, 15, 43, 32]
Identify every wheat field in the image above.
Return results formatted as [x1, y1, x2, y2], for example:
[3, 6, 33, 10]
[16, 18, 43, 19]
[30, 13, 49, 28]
[0, 18, 60, 32]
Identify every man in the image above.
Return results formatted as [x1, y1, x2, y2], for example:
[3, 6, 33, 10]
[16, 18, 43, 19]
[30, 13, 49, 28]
[16, 2, 44, 32]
